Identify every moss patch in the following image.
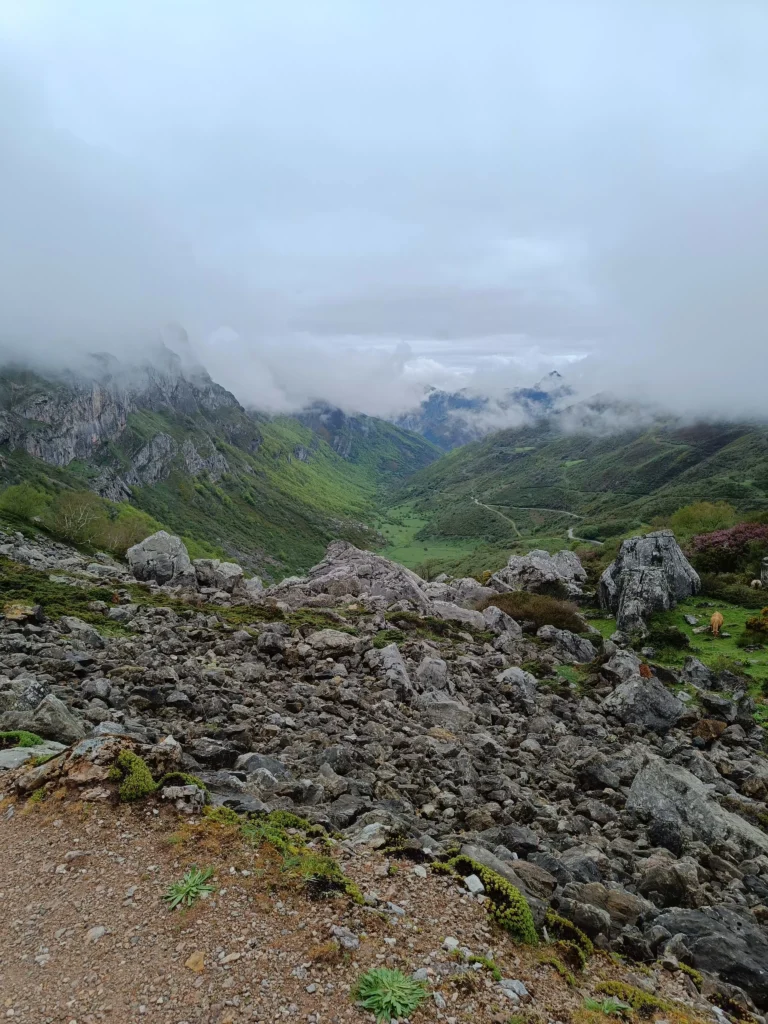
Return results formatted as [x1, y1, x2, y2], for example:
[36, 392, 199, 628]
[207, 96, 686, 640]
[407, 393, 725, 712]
[108, 749, 157, 802]
[448, 854, 538, 945]
[0, 730, 45, 749]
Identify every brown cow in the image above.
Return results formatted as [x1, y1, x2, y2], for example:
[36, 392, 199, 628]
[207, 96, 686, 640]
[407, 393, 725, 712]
[710, 611, 724, 637]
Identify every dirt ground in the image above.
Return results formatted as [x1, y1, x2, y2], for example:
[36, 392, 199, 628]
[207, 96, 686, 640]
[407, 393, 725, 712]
[0, 795, 702, 1024]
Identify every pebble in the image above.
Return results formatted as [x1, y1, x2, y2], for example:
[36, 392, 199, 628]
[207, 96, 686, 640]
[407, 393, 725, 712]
[443, 937, 460, 951]
[85, 926, 106, 943]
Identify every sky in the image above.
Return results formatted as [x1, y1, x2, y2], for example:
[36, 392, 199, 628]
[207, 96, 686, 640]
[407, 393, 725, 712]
[1, 1, 767, 419]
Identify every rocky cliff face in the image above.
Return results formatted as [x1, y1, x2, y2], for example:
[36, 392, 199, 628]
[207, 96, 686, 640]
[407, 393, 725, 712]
[0, 346, 244, 493]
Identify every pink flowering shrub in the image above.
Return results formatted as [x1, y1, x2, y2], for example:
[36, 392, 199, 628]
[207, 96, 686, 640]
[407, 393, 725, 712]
[690, 523, 768, 573]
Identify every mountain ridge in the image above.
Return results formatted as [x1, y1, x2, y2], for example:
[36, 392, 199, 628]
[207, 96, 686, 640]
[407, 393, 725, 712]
[0, 347, 439, 578]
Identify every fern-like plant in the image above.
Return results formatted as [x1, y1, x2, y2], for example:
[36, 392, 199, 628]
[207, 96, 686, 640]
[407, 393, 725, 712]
[163, 866, 215, 909]
[354, 968, 427, 1022]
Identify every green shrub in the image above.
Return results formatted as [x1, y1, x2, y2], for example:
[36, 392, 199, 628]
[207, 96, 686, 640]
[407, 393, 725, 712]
[700, 573, 766, 609]
[596, 981, 673, 1016]
[670, 501, 737, 539]
[545, 909, 594, 958]
[478, 592, 584, 633]
[641, 625, 690, 650]
[0, 482, 50, 523]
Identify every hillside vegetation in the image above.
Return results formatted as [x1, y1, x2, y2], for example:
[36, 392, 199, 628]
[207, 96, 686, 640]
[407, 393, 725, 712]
[0, 361, 438, 579]
[380, 420, 768, 574]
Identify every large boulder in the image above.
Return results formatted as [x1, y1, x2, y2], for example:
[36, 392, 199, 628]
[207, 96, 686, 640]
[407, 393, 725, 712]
[601, 676, 684, 733]
[265, 541, 432, 610]
[627, 755, 768, 858]
[127, 531, 195, 587]
[0, 694, 86, 745]
[490, 548, 587, 597]
[599, 530, 699, 632]
[653, 906, 768, 1009]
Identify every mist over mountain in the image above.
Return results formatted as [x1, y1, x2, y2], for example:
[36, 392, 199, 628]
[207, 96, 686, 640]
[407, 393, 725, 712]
[2, 3, 768, 424]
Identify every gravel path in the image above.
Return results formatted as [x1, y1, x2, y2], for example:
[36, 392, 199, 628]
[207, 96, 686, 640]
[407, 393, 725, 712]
[0, 799, 590, 1024]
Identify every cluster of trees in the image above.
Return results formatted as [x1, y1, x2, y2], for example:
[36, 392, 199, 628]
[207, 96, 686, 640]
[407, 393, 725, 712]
[0, 482, 159, 556]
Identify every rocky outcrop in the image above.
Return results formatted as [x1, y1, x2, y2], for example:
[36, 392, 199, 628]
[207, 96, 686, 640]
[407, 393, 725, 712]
[265, 540, 433, 611]
[599, 530, 700, 632]
[490, 548, 587, 598]
[0, 346, 240, 470]
[653, 906, 768, 1009]
[627, 755, 768, 858]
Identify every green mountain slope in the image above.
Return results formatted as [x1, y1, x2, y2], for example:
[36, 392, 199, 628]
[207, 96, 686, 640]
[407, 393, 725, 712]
[386, 419, 768, 561]
[0, 355, 439, 578]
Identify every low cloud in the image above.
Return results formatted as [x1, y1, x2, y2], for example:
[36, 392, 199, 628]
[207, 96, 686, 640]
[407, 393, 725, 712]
[1, 3, 767, 427]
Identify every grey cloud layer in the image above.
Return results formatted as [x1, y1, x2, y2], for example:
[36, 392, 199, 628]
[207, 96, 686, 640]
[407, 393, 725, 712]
[1, 1, 767, 419]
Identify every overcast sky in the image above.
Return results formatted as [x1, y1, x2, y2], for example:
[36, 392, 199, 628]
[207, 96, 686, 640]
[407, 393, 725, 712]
[1, 1, 767, 417]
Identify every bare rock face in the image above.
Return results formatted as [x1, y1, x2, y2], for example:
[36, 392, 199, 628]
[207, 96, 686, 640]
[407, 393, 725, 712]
[490, 548, 587, 597]
[127, 531, 195, 587]
[599, 530, 700, 632]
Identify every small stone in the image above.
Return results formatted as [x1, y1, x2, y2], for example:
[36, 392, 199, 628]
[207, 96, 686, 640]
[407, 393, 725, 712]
[499, 979, 529, 1003]
[443, 937, 460, 951]
[185, 951, 205, 973]
[85, 926, 106, 943]
[412, 866, 427, 879]
[464, 873, 485, 895]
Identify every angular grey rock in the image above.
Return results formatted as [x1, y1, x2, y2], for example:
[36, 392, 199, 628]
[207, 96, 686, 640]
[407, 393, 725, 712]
[430, 601, 486, 630]
[1, 694, 87, 745]
[0, 741, 65, 772]
[0, 676, 49, 714]
[306, 628, 357, 655]
[59, 616, 106, 650]
[601, 676, 683, 733]
[495, 666, 538, 712]
[599, 530, 700, 632]
[600, 649, 643, 685]
[490, 548, 586, 597]
[537, 624, 596, 664]
[447, 577, 497, 608]
[627, 755, 768, 858]
[415, 657, 450, 691]
[653, 906, 768, 1009]
[193, 558, 244, 593]
[482, 604, 523, 638]
[126, 531, 195, 587]
[415, 690, 473, 730]
[372, 643, 412, 693]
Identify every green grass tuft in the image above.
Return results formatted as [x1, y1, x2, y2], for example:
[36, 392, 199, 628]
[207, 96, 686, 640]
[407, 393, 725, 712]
[354, 967, 427, 1023]
[163, 866, 215, 910]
